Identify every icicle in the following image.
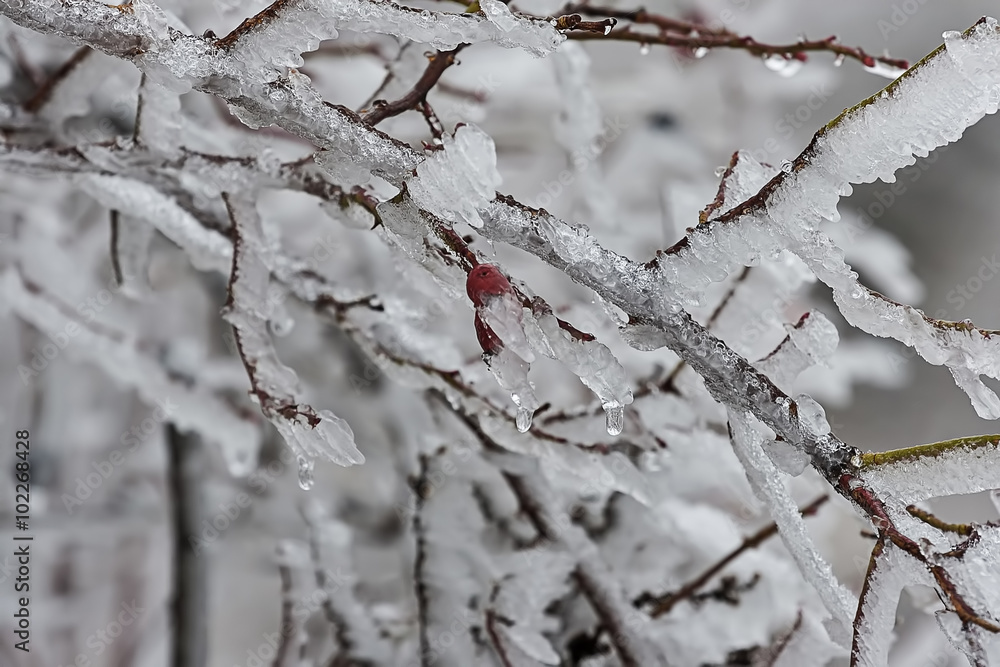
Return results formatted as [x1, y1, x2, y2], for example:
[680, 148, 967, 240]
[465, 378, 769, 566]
[223, 194, 364, 468]
[407, 125, 502, 228]
[604, 402, 624, 436]
[516, 406, 533, 433]
[296, 454, 315, 490]
[728, 409, 856, 645]
[763, 54, 790, 72]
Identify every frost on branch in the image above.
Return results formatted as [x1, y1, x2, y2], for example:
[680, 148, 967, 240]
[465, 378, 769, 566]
[223, 193, 363, 468]
[407, 124, 503, 228]
[728, 409, 856, 646]
[216, 0, 563, 78]
[8, 1, 1000, 663]
[650, 19, 1000, 419]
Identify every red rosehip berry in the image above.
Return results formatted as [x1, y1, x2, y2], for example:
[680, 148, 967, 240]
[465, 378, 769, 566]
[466, 263, 514, 308]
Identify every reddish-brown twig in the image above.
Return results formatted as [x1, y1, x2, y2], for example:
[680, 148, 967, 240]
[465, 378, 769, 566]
[558, 4, 909, 71]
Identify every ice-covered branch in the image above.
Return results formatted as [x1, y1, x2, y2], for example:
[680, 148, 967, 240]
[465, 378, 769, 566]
[216, 0, 563, 60]
[636, 494, 828, 618]
[448, 402, 663, 666]
[222, 193, 364, 469]
[649, 19, 1000, 419]
[560, 4, 908, 75]
[0, 0, 863, 478]
[361, 46, 464, 126]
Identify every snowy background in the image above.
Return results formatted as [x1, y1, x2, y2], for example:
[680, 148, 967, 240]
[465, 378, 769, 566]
[1, 0, 1000, 665]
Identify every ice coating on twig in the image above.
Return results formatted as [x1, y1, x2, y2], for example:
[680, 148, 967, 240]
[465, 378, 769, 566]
[755, 311, 839, 390]
[480, 294, 535, 363]
[80, 174, 232, 273]
[521, 304, 633, 435]
[414, 455, 491, 666]
[218, 0, 563, 76]
[491, 550, 575, 664]
[134, 73, 182, 155]
[851, 544, 924, 667]
[223, 194, 364, 468]
[301, 501, 394, 663]
[649, 21, 1000, 418]
[407, 125, 503, 228]
[488, 416, 650, 503]
[728, 409, 856, 645]
[484, 347, 540, 433]
[858, 435, 1000, 505]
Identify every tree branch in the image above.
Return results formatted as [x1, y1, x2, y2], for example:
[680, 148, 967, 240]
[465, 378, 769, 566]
[362, 46, 466, 126]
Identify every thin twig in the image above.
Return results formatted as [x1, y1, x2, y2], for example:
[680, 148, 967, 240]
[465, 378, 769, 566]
[637, 494, 828, 617]
[23, 46, 91, 113]
[559, 5, 908, 70]
[272, 562, 296, 667]
[444, 400, 660, 667]
[362, 46, 466, 126]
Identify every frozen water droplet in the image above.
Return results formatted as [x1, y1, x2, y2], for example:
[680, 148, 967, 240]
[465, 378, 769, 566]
[763, 438, 810, 476]
[833, 54, 846, 67]
[778, 58, 803, 77]
[692, 46, 708, 59]
[763, 53, 789, 72]
[297, 455, 315, 491]
[605, 404, 624, 436]
[639, 43, 651, 56]
[795, 394, 830, 438]
[603, 19, 616, 35]
[269, 314, 295, 337]
[714, 165, 727, 177]
[780, 160, 794, 174]
[515, 407, 532, 432]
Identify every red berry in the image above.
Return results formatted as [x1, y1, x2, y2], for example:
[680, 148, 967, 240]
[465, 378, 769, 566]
[466, 263, 514, 308]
